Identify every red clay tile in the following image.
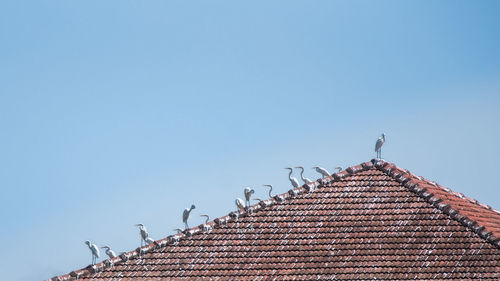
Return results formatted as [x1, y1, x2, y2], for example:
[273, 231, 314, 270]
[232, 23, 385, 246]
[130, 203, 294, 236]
[48, 159, 500, 280]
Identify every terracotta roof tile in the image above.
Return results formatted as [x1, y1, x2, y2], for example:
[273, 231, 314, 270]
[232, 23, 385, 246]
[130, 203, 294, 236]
[49, 159, 500, 280]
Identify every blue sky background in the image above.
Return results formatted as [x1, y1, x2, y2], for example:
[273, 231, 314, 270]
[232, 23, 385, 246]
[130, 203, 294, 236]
[1, 1, 499, 280]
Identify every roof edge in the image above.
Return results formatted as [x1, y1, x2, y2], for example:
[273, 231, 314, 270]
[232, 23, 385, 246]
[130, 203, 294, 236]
[371, 158, 500, 251]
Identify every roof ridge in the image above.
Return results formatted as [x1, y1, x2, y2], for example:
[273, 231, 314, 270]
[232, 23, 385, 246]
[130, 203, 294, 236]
[48, 159, 500, 280]
[371, 159, 500, 251]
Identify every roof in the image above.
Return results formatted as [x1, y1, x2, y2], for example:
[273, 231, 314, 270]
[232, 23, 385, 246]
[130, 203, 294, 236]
[49, 159, 500, 280]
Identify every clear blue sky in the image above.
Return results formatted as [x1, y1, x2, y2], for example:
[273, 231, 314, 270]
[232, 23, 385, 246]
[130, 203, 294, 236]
[1, 1, 499, 280]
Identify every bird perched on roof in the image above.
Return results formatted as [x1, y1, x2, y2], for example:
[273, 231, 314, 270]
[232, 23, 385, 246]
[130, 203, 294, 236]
[263, 184, 273, 198]
[85, 240, 100, 265]
[235, 198, 245, 211]
[173, 228, 184, 234]
[312, 166, 330, 178]
[334, 167, 342, 172]
[244, 187, 255, 207]
[101, 245, 117, 259]
[295, 166, 313, 184]
[285, 167, 300, 188]
[375, 133, 386, 159]
[135, 224, 149, 246]
[183, 204, 196, 230]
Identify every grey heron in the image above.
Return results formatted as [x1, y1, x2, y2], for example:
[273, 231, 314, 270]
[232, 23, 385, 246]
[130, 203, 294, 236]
[312, 166, 330, 178]
[375, 133, 386, 159]
[295, 166, 313, 184]
[183, 204, 196, 229]
[85, 240, 100, 265]
[135, 224, 149, 246]
[244, 187, 255, 207]
[101, 245, 117, 258]
[284, 167, 300, 188]
[200, 214, 210, 224]
[263, 184, 273, 198]
[235, 198, 245, 211]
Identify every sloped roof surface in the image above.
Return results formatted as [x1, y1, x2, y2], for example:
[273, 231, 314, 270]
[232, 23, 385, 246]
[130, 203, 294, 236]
[50, 160, 500, 280]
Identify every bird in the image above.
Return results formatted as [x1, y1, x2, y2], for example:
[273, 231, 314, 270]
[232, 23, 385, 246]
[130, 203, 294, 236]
[295, 166, 313, 184]
[144, 237, 154, 245]
[244, 187, 255, 207]
[284, 167, 300, 188]
[173, 228, 184, 234]
[85, 240, 100, 265]
[263, 184, 273, 198]
[253, 198, 263, 203]
[235, 198, 246, 211]
[375, 133, 386, 159]
[312, 166, 330, 178]
[183, 204, 196, 230]
[135, 224, 149, 246]
[200, 214, 210, 224]
[334, 167, 342, 172]
[101, 245, 117, 259]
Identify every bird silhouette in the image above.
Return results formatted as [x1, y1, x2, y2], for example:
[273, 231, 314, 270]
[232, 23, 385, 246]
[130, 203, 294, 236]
[285, 167, 300, 188]
[183, 204, 196, 229]
[85, 240, 100, 265]
[375, 133, 386, 159]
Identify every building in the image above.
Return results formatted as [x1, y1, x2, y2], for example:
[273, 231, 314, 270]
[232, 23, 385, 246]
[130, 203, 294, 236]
[49, 159, 500, 280]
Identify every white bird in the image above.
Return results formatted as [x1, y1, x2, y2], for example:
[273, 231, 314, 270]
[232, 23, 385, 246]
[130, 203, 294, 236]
[144, 237, 154, 245]
[285, 167, 300, 188]
[375, 133, 386, 159]
[85, 240, 100, 265]
[200, 214, 210, 224]
[101, 245, 117, 258]
[295, 166, 313, 184]
[235, 198, 246, 211]
[183, 204, 196, 229]
[244, 187, 255, 207]
[312, 166, 330, 178]
[263, 184, 273, 197]
[135, 224, 149, 246]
